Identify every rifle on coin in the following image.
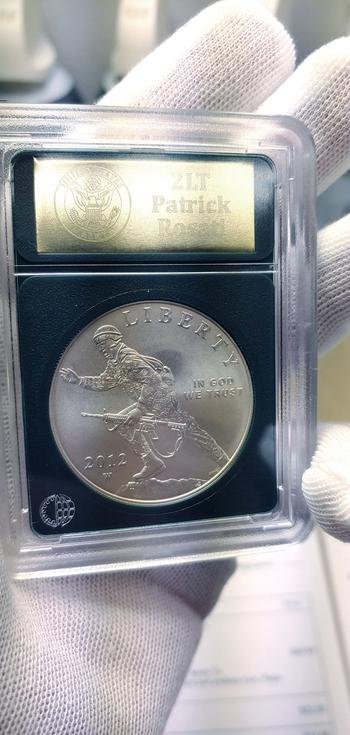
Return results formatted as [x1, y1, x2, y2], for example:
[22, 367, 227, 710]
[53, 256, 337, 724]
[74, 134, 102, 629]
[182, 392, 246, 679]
[81, 411, 130, 433]
[81, 410, 186, 439]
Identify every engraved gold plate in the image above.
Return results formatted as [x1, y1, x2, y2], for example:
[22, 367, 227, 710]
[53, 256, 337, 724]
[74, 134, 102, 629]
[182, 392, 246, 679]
[34, 157, 255, 253]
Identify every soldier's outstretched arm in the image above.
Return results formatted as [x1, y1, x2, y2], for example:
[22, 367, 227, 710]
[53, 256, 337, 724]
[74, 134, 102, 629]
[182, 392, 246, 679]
[60, 367, 117, 391]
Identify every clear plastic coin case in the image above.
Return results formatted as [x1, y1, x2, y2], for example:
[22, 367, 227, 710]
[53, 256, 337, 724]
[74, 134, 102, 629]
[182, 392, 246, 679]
[0, 106, 317, 578]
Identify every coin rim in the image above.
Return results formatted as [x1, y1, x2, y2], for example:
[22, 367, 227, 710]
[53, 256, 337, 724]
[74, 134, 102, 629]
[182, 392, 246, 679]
[49, 300, 254, 507]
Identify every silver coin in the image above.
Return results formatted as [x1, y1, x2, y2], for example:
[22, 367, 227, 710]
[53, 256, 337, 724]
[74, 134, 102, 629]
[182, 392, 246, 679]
[49, 301, 253, 506]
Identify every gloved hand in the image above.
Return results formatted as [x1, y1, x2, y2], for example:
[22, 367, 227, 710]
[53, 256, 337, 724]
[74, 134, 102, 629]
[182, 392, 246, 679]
[1, 2, 349, 734]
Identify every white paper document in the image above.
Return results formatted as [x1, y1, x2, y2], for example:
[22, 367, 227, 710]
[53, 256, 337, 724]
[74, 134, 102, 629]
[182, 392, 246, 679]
[165, 532, 350, 735]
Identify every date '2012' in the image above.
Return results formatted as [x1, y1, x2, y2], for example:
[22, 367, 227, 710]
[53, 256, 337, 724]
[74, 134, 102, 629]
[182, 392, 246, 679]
[84, 452, 127, 471]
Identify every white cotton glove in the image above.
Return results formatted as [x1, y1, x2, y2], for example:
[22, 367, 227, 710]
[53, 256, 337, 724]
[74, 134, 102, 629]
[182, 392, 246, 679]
[1, 2, 350, 734]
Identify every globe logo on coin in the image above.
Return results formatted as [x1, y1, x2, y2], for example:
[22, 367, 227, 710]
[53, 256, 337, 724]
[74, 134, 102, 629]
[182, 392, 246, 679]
[54, 164, 131, 242]
[39, 494, 76, 528]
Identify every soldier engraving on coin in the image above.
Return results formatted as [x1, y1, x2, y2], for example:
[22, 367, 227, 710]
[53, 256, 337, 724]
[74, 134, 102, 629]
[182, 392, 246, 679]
[49, 301, 253, 505]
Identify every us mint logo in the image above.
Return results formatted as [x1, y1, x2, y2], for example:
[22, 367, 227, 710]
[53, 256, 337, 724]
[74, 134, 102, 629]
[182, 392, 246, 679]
[39, 494, 75, 529]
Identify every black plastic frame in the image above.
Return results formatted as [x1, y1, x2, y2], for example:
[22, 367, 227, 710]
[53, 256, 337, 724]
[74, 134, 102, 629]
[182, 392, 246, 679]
[17, 270, 276, 536]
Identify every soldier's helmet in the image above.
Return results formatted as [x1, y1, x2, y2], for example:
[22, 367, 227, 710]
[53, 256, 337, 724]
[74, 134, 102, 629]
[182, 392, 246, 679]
[93, 324, 122, 345]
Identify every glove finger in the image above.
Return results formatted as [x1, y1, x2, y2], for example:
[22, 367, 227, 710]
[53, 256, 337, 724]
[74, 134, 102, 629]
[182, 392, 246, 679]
[259, 38, 350, 194]
[99, 0, 295, 112]
[318, 214, 350, 354]
[148, 558, 235, 618]
[1, 559, 233, 735]
[303, 424, 350, 542]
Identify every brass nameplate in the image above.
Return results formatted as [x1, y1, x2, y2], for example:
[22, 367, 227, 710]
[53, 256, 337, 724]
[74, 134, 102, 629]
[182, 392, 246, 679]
[34, 157, 255, 253]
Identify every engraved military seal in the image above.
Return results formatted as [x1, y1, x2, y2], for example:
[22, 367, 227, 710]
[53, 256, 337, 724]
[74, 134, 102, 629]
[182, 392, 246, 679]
[54, 164, 131, 242]
[49, 301, 253, 506]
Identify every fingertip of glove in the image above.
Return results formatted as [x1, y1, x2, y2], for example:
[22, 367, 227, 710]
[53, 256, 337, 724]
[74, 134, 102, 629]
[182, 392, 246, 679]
[318, 214, 350, 355]
[309, 35, 350, 64]
[303, 424, 350, 542]
[98, 0, 295, 111]
[259, 36, 350, 193]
